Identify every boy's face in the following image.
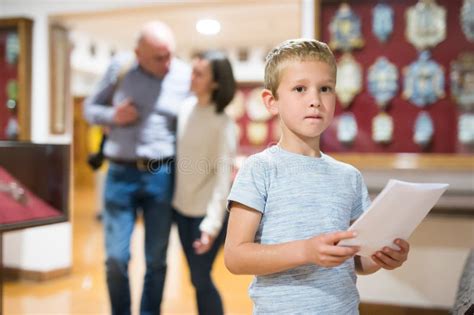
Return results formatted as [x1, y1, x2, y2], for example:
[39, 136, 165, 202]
[263, 60, 336, 141]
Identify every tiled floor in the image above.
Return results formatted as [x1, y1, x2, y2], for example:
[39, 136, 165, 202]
[4, 186, 253, 315]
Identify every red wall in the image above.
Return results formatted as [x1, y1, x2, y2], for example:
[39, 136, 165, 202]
[319, 0, 474, 153]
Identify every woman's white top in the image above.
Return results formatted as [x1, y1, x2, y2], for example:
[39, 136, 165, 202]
[172, 96, 237, 236]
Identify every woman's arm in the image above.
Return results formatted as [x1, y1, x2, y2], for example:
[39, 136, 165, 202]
[194, 121, 236, 254]
[199, 120, 236, 237]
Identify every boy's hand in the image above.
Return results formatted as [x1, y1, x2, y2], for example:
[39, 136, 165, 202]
[304, 231, 359, 267]
[371, 239, 410, 270]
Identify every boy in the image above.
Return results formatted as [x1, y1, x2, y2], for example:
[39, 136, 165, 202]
[224, 39, 410, 314]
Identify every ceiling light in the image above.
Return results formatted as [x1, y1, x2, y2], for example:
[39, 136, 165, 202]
[196, 19, 221, 35]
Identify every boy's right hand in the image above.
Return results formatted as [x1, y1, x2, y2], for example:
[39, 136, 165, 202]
[304, 231, 359, 267]
[114, 99, 139, 126]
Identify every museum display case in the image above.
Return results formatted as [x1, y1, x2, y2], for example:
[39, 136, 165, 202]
[0, 18, 32, 141]
[0, 141, 70, 232]
[315, 0, 474, 154]
[312, 0, 474, 214]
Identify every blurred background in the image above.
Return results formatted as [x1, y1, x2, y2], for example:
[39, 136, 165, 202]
[0, 0, 473, 314]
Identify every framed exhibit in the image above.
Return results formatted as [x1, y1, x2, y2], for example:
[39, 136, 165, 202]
[314, 0, 474, 154]
[311, 0, 474, 213]
[49, 24, 71, 135]
[0, 141, 70, 232]
[0, 17, 32, 141]
[225, 82, 281, 156]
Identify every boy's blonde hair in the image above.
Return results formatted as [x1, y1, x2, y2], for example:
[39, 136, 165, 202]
[264, 38, 337, 99]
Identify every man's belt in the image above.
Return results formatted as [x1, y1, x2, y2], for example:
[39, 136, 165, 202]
[107, 157, 174, 172]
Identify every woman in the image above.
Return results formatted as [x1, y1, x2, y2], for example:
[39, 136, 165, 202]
[172, 51, 237, 315]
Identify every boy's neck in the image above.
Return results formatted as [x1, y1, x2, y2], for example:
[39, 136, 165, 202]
[278, 136, 321, 157]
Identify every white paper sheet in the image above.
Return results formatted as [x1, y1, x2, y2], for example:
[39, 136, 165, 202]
[338, 179, 449, 257]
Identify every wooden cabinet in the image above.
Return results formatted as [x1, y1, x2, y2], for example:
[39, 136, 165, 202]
[0, 17, 32, 141]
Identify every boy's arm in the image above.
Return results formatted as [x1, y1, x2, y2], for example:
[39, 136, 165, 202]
[355, 239, 410, 275]
[224, 202, 359, 276]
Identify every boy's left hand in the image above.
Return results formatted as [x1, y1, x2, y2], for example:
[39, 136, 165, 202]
[371, 239, 410, 270]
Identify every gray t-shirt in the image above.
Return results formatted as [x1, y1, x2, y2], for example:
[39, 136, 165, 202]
[228, 146, 371, 315]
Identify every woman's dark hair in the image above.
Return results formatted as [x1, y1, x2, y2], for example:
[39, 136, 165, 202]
[197, 51, 236, 114]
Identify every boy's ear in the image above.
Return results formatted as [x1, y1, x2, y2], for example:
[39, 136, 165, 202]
[261, 89, 278, 116]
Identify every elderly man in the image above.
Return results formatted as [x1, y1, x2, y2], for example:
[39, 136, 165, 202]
[84, 21, 190, 315]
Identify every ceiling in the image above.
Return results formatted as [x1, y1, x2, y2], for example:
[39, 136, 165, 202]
[52, 0, 301, 55]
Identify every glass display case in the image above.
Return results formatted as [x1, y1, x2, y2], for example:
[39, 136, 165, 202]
[0, 141, 70, 232]
[311, 0, 474, 214]
[315, 0, 474, 154]
[0, 17, 32, 141]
